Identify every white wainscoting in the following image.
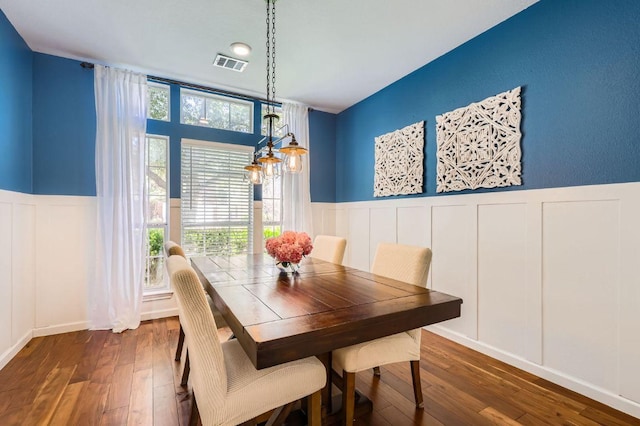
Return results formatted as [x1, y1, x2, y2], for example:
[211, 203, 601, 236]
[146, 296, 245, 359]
[0, 192, 180, 369]
[312, 182, 640, 418]
[3, 186, 639, 417]
[0, 189, 35, 370]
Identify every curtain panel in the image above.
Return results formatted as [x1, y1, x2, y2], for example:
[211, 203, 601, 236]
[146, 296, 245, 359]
[281, 102, 313, 236]
[91, 65, 148, 332]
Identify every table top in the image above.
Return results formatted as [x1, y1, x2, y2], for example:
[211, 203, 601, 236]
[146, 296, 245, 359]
[191, 254, 462, 369]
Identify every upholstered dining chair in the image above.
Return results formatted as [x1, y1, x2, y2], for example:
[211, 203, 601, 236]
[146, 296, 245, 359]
[332, 242, 432, 424]
[166, 255, 326, 426]
[164, 240, 186, 258]
[163, 240, 227, 387]
[310, 235, 347, 265]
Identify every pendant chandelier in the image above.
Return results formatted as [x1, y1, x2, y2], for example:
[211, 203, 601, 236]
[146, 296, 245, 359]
[245, 0, 307, 185]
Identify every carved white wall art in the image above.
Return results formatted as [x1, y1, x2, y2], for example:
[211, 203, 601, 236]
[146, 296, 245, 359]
[435, 87, 522, 193]
[374, 121, 424, 197]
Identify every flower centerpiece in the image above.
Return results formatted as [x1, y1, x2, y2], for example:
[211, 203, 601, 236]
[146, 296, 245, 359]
[265, 231, 313, 274]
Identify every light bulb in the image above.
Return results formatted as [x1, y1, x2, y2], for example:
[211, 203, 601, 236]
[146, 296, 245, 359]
[284, 154, 303, 173]
[263, 161, 280, 179]
[248, 168, 263, 185]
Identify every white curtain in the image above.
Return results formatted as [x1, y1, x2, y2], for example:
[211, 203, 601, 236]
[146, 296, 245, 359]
[281, 102, 313, 235]
[91, 65, 148, 332]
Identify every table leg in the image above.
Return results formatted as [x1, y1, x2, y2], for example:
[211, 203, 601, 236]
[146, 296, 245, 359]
[317, 352, 333, 414]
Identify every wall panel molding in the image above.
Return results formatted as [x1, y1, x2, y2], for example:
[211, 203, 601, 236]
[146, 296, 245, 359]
[2, 185, 639, 417]
[312, 182, 640, 418]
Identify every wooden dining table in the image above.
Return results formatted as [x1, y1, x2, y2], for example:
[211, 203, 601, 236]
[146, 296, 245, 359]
[191, 254, 462, 423]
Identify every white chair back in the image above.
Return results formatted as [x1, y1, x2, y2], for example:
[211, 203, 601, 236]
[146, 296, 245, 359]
[372, 242, 432, 287]
[164, 240, 186, 258]
[311, 235, 347, 264]
[166, 255, 227, 423]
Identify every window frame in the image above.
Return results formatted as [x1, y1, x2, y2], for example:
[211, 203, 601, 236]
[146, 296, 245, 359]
[180, 138, 255, 257]
[180, 88, 254, 133]
[144, 134, 170, 294]
[262, 175, 282, 241]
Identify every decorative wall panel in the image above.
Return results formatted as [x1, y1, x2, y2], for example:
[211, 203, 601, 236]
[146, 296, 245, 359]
[374, 121, 424, 197]
[436, 87, 522, 193]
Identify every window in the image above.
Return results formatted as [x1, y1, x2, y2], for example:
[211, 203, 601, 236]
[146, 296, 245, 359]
[181, 139, 254, 256]
[180, 89, 253, 133]
[262, 175, 282, 240]
[261, 104, 284, 137]
[147, 82, 170, 121]
[144, 135, 170, 292]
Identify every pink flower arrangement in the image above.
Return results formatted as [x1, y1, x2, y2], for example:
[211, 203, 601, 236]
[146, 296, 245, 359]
[266, 231, 313, 267]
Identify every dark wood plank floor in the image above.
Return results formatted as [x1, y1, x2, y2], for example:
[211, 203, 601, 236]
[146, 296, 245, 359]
[0, 316, 638, 425]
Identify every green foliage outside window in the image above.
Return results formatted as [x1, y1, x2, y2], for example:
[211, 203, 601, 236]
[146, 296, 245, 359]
[263, 227, 281, 240]
[183, 227, 250, 256]
[148, 84, 170, 121]
[180, 90, 252, 133]
[145, 227, 165, 288]
[148, 228, 164, 256]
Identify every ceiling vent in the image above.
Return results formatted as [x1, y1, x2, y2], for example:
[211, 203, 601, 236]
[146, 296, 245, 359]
[213, 54, 248, 72]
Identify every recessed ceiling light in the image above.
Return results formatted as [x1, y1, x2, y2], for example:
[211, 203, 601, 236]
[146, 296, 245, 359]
[230, 42, 252, 57]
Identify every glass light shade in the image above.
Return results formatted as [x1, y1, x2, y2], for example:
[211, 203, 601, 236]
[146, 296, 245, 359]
[263, 162, 280, 180]
[283, 153, 303, 173]
[244, 163, 263, 185]
[258, 156, 281, 179]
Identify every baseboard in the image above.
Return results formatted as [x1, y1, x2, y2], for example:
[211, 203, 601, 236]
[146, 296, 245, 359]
[26, 310, 178, 339]
[427, 325, 640, 419]
[0, 330, 33, 371]
[140, 307, 178, 321]
[32, 321, 90, 338]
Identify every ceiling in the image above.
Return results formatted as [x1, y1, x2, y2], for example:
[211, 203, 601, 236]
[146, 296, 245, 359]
[1, 0, 538, 113]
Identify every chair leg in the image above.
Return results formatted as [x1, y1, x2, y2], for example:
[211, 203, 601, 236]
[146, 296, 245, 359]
[373, 366, 381, 377]
[189, 394, 200, 426]
[175, 325, 185, 361]
[342, 371, 356, 425]
[410, 360, 424, 408]
[181, 350, 190, 387]
[307, 389, 322, 426]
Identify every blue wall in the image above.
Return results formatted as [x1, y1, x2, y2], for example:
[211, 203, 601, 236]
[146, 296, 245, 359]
[16, 0, 637, 203]
[33, 54, 96, 195]
[0, 10, 33, 193]
[29, 55, 337, 200]
[0, 8, 335, 200]
[335, 0, 640, 202]
[309, 110, 337, 202]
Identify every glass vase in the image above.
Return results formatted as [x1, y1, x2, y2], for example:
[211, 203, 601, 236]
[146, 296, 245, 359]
[276, 261, 300, 275]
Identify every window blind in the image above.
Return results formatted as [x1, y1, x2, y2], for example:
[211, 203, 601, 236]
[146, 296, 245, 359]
[181, 140, 253, 256]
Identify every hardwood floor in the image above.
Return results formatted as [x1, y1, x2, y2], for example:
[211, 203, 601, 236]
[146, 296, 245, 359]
[0, 317, 637, 425]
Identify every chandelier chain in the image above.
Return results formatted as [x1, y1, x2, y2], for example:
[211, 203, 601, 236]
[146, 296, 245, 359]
[265, 0, 271, 115]
[271, 0, 276, 115]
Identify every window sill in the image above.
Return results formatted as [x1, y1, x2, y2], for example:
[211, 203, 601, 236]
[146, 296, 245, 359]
[143, 290, 174, 302]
